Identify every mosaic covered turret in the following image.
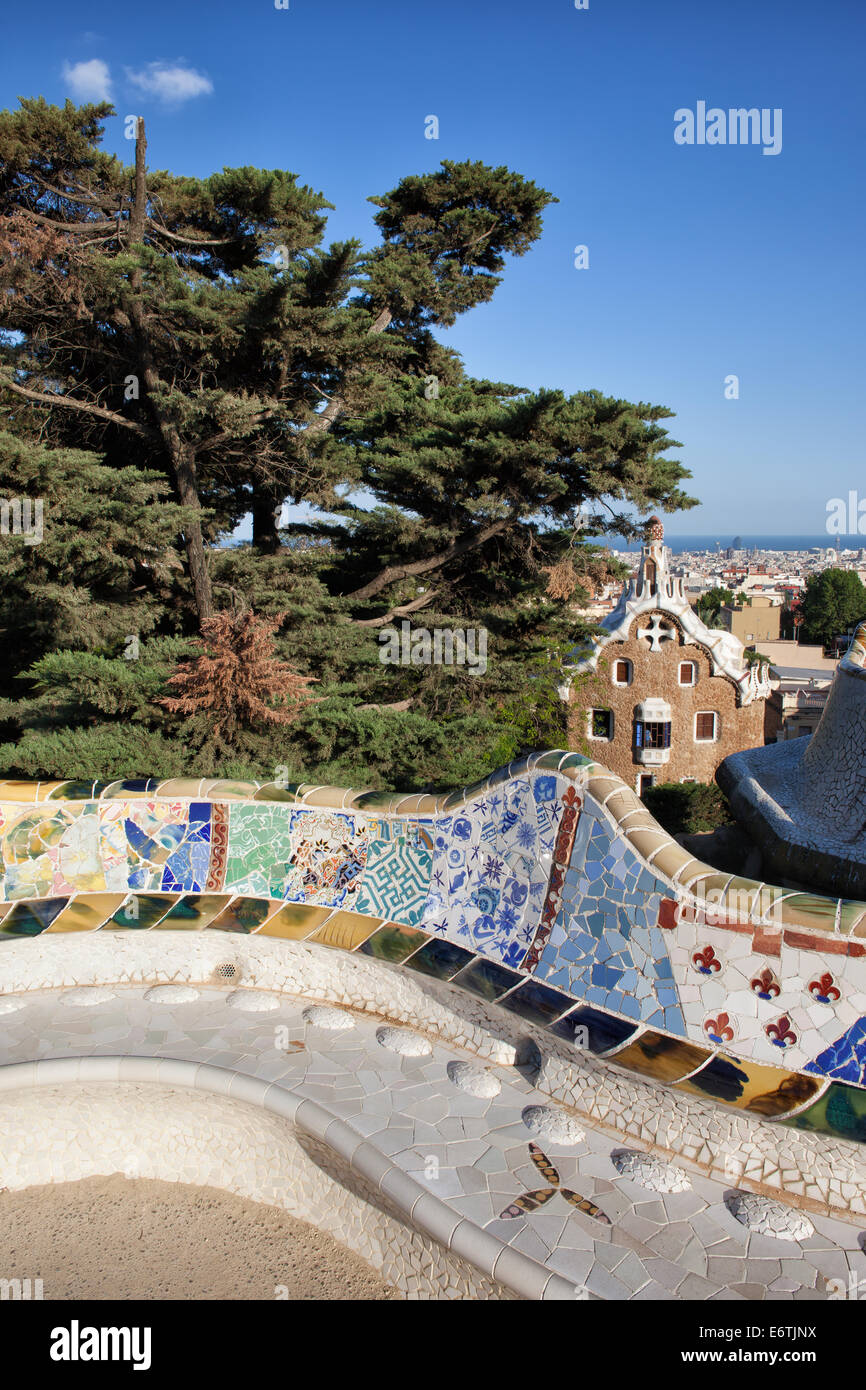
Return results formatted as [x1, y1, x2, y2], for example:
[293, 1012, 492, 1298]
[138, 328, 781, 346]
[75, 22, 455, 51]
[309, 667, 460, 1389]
[719, 623, 866, 896]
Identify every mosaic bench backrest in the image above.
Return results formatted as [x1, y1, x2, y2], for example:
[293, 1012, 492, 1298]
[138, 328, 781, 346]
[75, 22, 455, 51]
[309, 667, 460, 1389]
[1, 751, 865, 1145]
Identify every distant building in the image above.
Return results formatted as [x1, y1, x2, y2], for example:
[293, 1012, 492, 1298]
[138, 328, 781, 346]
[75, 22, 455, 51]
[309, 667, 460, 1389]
[768, 679, 831, 741]
[719, 595, 781, 644]
[565, 518, 775, 792]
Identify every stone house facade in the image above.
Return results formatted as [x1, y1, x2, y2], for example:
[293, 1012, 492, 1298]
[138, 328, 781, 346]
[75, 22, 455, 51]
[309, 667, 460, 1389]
[566, 518, 777, 791]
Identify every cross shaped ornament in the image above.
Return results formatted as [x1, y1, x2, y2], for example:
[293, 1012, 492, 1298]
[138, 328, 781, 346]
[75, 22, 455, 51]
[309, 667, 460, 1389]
[639, 614, 676, 652]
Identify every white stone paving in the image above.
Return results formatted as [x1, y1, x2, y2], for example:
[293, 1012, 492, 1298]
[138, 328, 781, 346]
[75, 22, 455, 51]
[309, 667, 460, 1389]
[0, 982, 864, 1301]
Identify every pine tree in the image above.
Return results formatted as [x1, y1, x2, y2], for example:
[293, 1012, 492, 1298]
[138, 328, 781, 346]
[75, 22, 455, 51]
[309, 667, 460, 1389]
[0, 96, 701, 789]
[0, 100, 557, 617]
[0, 431, 196, 694]
[160, 610, 316, 746]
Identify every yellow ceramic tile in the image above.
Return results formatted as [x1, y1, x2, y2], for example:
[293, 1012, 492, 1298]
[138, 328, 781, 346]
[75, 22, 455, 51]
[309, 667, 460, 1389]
[607, 1031, 710, 1084]
[676, 1054, 823, 1117]
[152, 779, 208, 799]
[290, 785, 329, 803]
[0, 782, 49, 803]
[301, 786, 357, 808]
[350, 790, 404, 812]
[775, 893, 841, 933]
[309, 910, 382, 951]
[647, 842, 696, 882]
[46, 894, 129, 932]
[602, 788, 645, 823]
[257, 903, 332, 940]
[199, 779, 261, 800]
[836, 899, 866, 935]
[586, 775, 625, 804]
[252, 785, 304, 803]
[34, 781, 68, 801]
[626, 828, 671, 860]
[389, 794, 441, 815]
[678, 868, 732, 899]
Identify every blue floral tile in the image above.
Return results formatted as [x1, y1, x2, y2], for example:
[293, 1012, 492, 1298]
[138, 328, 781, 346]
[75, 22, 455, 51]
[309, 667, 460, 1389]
[419, 773, 562, 966]
[805, 1017, 866, 1085]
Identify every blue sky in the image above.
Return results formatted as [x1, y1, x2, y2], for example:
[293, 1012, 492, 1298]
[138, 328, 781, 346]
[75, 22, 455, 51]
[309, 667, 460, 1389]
[2, 0, 864, 536]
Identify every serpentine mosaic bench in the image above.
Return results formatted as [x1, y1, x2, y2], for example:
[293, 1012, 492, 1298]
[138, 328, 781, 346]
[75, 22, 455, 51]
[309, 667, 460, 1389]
[1, 752, 865, 1146]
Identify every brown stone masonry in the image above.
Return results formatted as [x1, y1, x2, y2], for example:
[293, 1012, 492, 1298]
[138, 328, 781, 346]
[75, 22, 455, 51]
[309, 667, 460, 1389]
[569, 611, 778, 787]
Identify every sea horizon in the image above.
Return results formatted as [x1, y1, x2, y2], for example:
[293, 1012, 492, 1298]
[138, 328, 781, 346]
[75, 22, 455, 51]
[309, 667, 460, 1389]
[607, 533, 865, 555]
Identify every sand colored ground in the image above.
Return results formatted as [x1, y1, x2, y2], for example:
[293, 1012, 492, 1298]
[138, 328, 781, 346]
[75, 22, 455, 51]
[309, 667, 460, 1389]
[0, 1175, 399, 1300]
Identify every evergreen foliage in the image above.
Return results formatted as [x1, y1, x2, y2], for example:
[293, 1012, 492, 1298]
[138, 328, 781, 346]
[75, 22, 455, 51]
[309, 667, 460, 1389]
[642, 781, 734, 837]
[799, 569, 866, 647]
[0, 97, 698, 789]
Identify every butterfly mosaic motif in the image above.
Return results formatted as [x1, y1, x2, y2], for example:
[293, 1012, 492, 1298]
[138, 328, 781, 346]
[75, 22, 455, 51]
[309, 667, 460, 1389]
[498, 1144, 611, 1225]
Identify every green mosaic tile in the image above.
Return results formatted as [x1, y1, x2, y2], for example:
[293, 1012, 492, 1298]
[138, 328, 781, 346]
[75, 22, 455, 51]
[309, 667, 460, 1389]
[350, 790, 401, 810]
[452, 956, 522, 1002]
[47, 781, 108, 800]
[784, 1082, 866, 1143]
[405, 938, 475, 980]
[533, 751, 569, 770]
[100, 780, 161, 799]
[357, 923, 427, 963]
[156, 895, 233, 929]
[776, 893, 841, 932]
[105, 895, 176, 929]
[836, 900, 866, 935]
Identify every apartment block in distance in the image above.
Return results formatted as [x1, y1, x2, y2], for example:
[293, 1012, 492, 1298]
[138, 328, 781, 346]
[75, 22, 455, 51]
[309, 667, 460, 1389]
[719, 594, 781, 644]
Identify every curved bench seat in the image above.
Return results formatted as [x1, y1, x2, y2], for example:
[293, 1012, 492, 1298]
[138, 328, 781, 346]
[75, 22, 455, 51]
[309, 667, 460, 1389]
[1, 751, 864, 1146]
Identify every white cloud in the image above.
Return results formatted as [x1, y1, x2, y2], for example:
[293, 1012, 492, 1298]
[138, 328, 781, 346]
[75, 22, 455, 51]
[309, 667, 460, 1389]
[62, 59, 112, 102]
[125, 62, 213, 104]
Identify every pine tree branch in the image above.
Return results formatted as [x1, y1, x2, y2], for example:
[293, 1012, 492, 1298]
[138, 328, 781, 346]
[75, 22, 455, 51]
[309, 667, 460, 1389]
[301, 306, 392, 439]
[196, 409, 277, 454]
[15, 206, 117, 233]
[346, 512, 519, 601]
[147, 222, 238, 250]
[0, 377, 157, 438]
[29, 173, 117, 211]
[353, 591, 440, 627]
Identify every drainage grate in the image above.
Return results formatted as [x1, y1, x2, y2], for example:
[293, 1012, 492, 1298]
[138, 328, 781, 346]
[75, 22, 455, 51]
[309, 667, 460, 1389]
[213, 962, 240, 983]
